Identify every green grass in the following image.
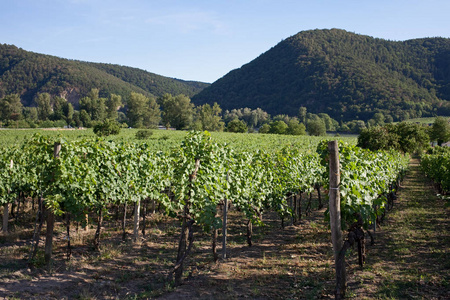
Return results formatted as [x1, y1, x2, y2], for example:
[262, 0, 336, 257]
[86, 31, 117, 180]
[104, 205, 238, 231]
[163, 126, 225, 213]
[401, 116, 449, 124]
[0, 128, 357, 152]
[347, 159, 450, 299]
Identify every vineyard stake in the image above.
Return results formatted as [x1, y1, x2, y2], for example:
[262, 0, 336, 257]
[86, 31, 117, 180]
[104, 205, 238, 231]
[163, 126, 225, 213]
[2, 203, 8, 234]
[328, 140, 345, 298]
[2, 160, 13, 234]
[133, 199, 140, 242]
[222, 172, 229, 259]
[45, 142, 61, 266]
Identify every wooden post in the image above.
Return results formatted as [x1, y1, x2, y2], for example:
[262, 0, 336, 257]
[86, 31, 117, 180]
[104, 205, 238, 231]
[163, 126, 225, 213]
[85, 213, 89, 231]
[246, 219, 252, 247]
[45, 142, 61, 265]
[2, 160, 13, 235]
[328, 140, 345, 298]
[212, 226, 218, 262]
[2, 203, 9, 234]
[122, 202, 127, 241]
[133, 199, 141, 242]
[222, 173, 229, 260]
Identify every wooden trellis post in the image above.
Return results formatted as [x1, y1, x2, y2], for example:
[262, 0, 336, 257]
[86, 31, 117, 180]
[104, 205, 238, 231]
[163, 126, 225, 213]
[328, 141, 345, 299]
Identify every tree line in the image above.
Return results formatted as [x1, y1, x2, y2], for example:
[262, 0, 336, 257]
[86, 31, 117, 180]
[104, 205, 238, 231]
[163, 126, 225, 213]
[1, 89, 399, 136]
[357, 116, 450, 153]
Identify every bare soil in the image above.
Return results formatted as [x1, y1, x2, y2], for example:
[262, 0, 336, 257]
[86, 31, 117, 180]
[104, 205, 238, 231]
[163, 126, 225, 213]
[1, 200, 336, 299]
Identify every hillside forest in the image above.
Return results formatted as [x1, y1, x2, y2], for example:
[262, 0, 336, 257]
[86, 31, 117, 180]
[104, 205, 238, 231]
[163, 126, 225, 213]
[193, 29, 450, 122]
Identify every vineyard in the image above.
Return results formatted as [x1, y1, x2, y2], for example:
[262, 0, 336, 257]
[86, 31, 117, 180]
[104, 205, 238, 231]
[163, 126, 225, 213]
[421, 146, 450, 195]
[1, 130, 441, 299]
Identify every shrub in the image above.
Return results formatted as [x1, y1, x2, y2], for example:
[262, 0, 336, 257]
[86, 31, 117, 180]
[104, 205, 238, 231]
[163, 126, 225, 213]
[93, 119, 121, 137]
[135, 130, 154, 140]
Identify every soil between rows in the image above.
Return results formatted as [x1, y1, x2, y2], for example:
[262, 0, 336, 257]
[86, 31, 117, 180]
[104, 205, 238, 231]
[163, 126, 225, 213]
[1, 158, 448, 299]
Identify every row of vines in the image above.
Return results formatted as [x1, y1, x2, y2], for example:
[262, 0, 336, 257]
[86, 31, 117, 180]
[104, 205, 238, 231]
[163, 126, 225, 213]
[0, 131, 409, 288]
[421, 146, 450, 198]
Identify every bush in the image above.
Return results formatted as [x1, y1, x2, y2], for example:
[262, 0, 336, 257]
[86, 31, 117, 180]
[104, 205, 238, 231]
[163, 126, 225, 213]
[38, 120, 67, 128]
[357, 122, 430, 153]
[135, 130, 154, 140]
[269, 120, 288, 134]
[258, 124, 270, 134]
[93, 119, 121, 137]
[226, 119, 248, 133]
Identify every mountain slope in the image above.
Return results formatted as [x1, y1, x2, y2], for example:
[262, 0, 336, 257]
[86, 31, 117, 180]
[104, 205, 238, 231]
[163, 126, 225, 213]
[0, 44, 209, 107]
[193, 29, 450, 121]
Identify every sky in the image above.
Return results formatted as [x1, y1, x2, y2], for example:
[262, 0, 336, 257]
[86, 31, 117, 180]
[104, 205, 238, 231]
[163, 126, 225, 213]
[1, 0, 449, 83]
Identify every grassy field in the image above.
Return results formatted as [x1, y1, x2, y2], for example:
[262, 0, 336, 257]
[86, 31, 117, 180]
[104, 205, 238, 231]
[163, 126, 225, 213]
[0, 128, 357, 152]
[401, 116, 449, 124]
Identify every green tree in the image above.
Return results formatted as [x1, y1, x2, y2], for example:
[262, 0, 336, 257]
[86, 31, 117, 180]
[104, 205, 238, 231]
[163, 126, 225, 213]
[79, 88, 106, 122]
[226, 118, 248, 133]
[392, 122, 429, 153]
[298, 106, 307, 124]
[358, 122, 429, 153]
[223, 107, 270, 129]
[430, 117, 450, 146]
[143, 97, 161, 129]
[269, 120, 288, 134]
[258, 123, 270, 133]
[23, 107, 38, 122]
[51, 97, 66, 122]
[0, 94, 23, 122]
[93, 119, 121, 137]
[35, 93, 52, 121]
[79, 110, 91, 127]
[373, 112, 385, 126]
[286, 119, 306, 135]
[273, 115, 290, 124]
[357, 126, 399, 151]
[62, 101, 74, 124]
[127, 92, 147, 128]
[127, 92, 161, 128]
[251, 108, 270, 128]
[106, 94, 122, 120]
[194, 103, 224, 132]
[307, 119, 326, 136]
[318, 113, 338, 131]
[158, 94, 194, 130]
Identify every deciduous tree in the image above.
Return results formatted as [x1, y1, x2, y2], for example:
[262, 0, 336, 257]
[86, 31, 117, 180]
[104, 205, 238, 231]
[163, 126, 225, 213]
[430, 117, 450, 146]
[158, 94, 194, 130]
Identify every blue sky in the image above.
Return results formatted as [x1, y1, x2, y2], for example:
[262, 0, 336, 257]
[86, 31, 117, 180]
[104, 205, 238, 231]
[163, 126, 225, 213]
[1, 0, 449, 83]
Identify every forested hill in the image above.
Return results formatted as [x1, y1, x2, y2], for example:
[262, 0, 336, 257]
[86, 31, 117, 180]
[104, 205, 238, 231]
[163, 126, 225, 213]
[193, 29, 450, 122]
[0, 44, 209, 107]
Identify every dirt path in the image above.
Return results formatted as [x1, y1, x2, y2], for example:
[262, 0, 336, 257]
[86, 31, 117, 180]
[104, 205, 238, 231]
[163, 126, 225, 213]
[347, 158, 450, 299]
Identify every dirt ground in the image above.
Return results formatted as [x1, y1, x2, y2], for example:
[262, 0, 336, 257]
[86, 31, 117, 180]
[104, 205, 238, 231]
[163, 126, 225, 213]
[1, 198, 337, 299]
[345, 159, 450, 299]
[1, 159, 448, 299]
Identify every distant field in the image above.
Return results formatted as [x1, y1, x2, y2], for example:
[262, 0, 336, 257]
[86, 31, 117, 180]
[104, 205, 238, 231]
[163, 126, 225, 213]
[402, 116, 449, 124]
[0, 128, 357, 152]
